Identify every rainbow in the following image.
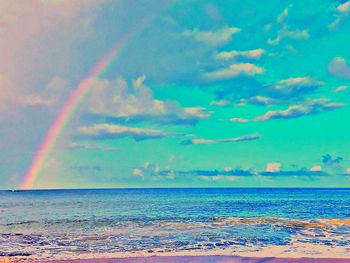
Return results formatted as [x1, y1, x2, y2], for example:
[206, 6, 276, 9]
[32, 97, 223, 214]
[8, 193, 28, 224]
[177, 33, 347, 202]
[20, 12, 162, 190]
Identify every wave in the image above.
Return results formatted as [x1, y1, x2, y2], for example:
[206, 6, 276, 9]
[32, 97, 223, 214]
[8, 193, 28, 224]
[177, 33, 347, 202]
[211, 217, 350, 229]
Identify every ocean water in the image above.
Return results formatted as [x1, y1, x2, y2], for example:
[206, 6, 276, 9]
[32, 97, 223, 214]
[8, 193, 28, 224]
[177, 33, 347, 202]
[0, 188, 350, 259]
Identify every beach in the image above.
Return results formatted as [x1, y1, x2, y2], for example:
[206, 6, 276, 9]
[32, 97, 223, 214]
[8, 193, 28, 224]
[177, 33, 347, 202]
[1, 189, 349, 262]
[2, 255, 350, 263]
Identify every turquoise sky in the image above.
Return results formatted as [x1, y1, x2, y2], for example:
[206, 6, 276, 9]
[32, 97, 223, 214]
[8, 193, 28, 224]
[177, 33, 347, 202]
[1, 0, 350, 189]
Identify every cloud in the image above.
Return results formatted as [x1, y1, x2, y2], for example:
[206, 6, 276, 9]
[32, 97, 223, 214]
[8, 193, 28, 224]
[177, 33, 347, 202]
[244, 96, 276, 106]
[255, 98, 344, 121]
[310, 165, 322, 172]
[183, 27, 240, 46]
[18, 77, 68, 106]
[203, 63, 264, 80]
[132, 168, 144, 178]
[266, 162, 281, 172]
[216, 49, 265, 60]
[268, 26, 310, 45]
[260, 170, 329, 177]
[333, 85, 349, 93]
[322, 154, 343, 167]
[68, 142, 119, 152]
[271, 77, 324, 97]
[72, 165, 103, 172]
[328, 57, 350, 79]
[337, 1, 350, 13]
[181, 133, 260, 145]
[0, 1, 104, 83]
[346, 168, 350, 175]
[135, 164, 333, 179]
[277, 6, 290, 23]
[157, 169, 254, 177]
[89, 75, 209, 125]
[15, 96, 56, 106]
[0, 75, 67, 115]
[210, 99, 231, 107]
[230, 118, 249, 123]
[329, 2, 350, 29]
[78, 124, 175, 141]
[208, 75, 324, 109]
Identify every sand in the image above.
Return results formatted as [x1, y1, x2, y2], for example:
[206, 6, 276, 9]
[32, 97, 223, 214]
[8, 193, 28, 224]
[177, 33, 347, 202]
[18, 255, 350, 263]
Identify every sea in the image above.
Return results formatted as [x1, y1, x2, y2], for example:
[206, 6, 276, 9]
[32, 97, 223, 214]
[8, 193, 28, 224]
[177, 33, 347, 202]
[0, 188, 350, 260]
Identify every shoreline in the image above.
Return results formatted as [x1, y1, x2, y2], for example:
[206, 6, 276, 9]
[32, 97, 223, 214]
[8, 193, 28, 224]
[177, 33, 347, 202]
[5, 255, 350, 263]
[4, 248, 350, 263]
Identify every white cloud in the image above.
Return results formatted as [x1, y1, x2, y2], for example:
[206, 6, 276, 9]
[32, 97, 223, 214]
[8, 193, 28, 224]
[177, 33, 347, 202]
[216, 49, 265, 60]
[329, 2, 350, 29]
[272, 77, 324, 95]
[277, 6, 291, 23]
[346, 168, 350, 175]
[268, 26, 309, 45]
[245, 96, 276, 106]
[68, 142, 119, 152]
[276, 77, 322, 87]
[203, 63, 264, 80]
[210, 99, 231, 107]
[230, 118, 249, 123]
[224, 166, 233, 172]
[132, 168, 144, 178]
[78, 124, 173, 141]
[266, 162, 281, 172]
[181, 134, 260, 145]
[328, 57, 350, 79]
[333, 85, 349, 93]
[183, 27, 240, 46]
[337, 1, 350, 13]
[310, 165, 322, 172]
[89, 75, 209, 124]
[255, 98, 344, 121]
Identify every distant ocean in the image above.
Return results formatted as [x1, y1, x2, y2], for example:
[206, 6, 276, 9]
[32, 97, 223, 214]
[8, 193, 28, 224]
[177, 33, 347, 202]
[1, 188, 350, 260]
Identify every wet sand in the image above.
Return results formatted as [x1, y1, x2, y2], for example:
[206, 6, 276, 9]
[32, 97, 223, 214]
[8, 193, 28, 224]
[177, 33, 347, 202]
[35, 255, 350, 263]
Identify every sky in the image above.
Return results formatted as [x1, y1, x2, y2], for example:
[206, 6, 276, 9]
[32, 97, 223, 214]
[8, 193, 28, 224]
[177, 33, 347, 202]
[1, 0, 350, 189]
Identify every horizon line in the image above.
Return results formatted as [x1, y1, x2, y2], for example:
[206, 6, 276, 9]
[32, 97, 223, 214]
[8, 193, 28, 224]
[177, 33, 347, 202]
[2, 186, 350, 191]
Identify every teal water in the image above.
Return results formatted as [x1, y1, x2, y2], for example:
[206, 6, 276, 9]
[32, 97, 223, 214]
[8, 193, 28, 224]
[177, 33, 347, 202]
[0, 188, 350, 258]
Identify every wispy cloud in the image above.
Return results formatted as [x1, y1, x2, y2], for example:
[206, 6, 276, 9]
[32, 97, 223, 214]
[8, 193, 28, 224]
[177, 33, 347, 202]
[243, 96, 276, 106]
[132, 168, 144, 178]
[181, 133, 260, 145]
[158, 169, 254, 177]
[183, 27, 240, 46]
[260, 170, 329, 177]
[210, 99, 231, 107]
[268, 26, 309, 45]
[271, 77, 324, 97]
[0, 75, 67, 109]
[78, 124, 176, 141]
[337, 1, 350, 13]
[277, 6, 291, 23]
[216, 49, 265, 60]
[230, 117, 249, 123]
[135, 164, 332, 179]
[329, 2, 350, 29]
[322, 154, 343, 167]
[68, 142, 119, 152]
[255, 98, 344, 121]
[333, 85, 349, 93]
[203, 63, 264, 80]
